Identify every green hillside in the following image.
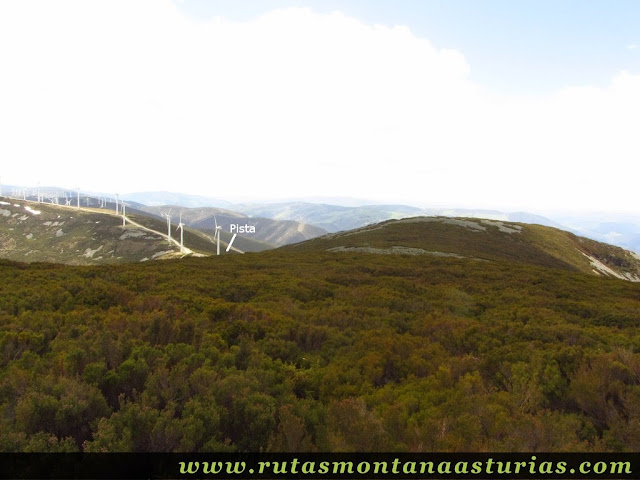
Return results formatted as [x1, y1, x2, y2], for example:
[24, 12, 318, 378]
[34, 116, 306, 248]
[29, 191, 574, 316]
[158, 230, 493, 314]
[288, 217, 640, 281]
[0, 199, 180, 264]
[1, 217, 640, 452]
[0, 198, 274, 263]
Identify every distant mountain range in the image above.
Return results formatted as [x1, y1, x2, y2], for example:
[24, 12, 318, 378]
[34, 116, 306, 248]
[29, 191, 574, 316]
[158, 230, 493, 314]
[551, 212, 640, 255]
[3, 191, 639, 284]
[0, 195, 325, 265]
[232, 201, 572, 233]
[121, 190, 568, 234]
[137, 205, 327, 247]
[232, 201, 640, 254]
[231, 202, 425, 232]
[121, 191, 233, 209]
[3, 186, 640, 256]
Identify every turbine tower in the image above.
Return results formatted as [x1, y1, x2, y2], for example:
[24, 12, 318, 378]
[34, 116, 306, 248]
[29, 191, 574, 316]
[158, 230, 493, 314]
[162, 211, 172, 245]
[76, 188, 80, 208]
[115, 193, 119, 215]
[177, 212, 185, 253]
[122, 202, 127, 227]
[214, 215, 222, 255]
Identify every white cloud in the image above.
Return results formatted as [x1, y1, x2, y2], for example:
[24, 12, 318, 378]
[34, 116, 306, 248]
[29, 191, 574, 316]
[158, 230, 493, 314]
[627, 44, 638, 50]
[0, 0, 638, 213]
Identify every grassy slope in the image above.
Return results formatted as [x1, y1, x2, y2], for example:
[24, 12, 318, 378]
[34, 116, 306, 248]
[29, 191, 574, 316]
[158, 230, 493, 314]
[0, 198, 273, 264]
[287, 217, 640, 280]
[0, 200, 178, 264]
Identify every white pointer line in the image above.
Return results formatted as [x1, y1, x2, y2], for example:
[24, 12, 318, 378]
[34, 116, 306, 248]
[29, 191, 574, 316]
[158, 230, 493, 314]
[226, 233, 237, 252]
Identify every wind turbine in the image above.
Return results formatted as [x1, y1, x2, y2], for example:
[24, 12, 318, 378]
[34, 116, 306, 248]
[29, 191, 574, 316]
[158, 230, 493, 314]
[76, 188, 80, 208]
[121, 202, 127, 227]
[115, 193, 119, 215]
[177, 212, 185, 253]
[214, 215, 222, 255]
[162, 211, 172, 245]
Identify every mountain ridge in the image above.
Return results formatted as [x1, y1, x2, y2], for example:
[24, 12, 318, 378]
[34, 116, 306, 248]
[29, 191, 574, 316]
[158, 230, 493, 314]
[0, 198, 181, 264]
[286, 216, 640, 282]
[5, 185, 639, 253]
[3, 193, 639, 281]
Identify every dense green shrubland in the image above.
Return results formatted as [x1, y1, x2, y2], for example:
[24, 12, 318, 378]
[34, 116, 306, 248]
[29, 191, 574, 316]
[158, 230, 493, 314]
[1, 251, 640, 452]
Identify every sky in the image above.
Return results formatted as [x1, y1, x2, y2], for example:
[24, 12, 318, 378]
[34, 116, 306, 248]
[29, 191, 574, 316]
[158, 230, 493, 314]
[0, 0, 639, 213]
